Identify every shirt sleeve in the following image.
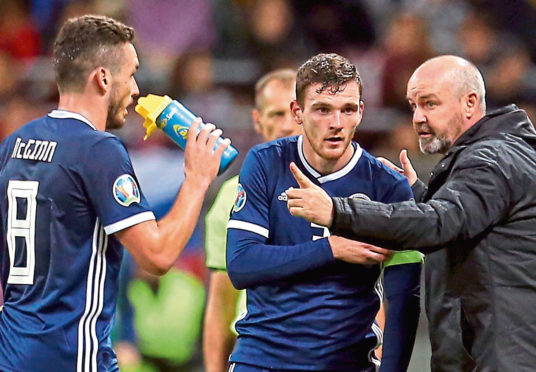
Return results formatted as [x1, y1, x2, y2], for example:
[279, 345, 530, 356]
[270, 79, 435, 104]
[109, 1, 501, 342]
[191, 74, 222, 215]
[380, 173, 424, 267]
[205, 176, 238, 270]
[331, 150, 511, 253]
[226, 149, 334, 289]
[81, 136, 155, 235]
[374, 169, 422, 371]
[379, 262, 421, 372]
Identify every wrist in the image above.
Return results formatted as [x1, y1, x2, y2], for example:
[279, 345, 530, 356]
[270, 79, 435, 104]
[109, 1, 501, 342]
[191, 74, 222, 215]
[183, 175, 211, 194]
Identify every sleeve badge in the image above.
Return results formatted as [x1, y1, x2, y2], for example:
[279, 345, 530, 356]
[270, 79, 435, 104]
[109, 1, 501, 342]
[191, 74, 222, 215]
[233, 183, 247, 212]
[113, 174, 141, 207]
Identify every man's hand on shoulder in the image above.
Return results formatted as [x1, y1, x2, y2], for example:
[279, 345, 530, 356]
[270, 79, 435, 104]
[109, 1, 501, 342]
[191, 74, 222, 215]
[377, 149, 418, 186]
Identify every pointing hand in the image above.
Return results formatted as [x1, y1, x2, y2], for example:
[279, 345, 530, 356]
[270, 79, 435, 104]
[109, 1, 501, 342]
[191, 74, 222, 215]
[286, 162, 334, 227]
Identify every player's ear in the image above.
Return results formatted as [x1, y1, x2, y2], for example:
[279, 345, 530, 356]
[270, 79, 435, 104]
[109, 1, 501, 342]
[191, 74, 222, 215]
[290, 100, 303, 125]
[251, 108, 262, 135]
[93, 67, 111, 95]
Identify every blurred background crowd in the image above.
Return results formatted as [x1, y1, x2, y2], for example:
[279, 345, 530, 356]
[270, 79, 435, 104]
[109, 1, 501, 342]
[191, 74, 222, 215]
[1, 0, 535, 371]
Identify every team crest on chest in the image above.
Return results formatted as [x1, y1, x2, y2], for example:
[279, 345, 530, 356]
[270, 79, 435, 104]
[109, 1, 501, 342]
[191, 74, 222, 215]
[113, 174, 141, 207]
[233, 183, 247, 212]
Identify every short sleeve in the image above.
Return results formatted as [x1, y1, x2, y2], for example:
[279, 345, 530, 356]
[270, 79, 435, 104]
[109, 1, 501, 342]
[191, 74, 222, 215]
[227, 149, 270, 239]
[81, 136, 155, 234]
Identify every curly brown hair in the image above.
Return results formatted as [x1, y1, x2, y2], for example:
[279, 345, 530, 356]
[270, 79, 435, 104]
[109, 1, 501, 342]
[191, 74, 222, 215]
[53, 15, 135, 93]
[296, 53, 362, 106]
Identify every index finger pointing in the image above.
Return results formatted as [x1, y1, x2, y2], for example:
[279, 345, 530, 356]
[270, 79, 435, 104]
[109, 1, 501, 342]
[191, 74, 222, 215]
[289, 162, 314, 189]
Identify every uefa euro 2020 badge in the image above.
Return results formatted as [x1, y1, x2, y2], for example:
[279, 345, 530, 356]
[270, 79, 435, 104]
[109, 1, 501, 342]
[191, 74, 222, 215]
[113, 174, 141, 207]
[233, 183, 247, 212]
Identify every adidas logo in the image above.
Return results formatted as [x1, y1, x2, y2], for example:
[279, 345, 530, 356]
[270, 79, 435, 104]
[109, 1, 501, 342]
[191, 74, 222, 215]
[277, 192, 288, 201]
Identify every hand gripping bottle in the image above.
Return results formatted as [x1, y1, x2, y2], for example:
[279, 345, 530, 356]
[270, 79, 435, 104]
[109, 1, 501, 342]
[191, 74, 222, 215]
[135, 94, 238, 175]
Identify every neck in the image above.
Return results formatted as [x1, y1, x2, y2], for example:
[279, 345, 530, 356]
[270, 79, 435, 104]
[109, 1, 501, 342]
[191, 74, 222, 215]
[58, 92, 107, 131]
[302, 139, 355, 175]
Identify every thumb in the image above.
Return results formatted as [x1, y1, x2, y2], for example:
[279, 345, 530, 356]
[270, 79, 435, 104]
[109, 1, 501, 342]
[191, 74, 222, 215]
[399, 149, 414, 172]
[289, 162, 314, 189]
[400, 149, 417, 185]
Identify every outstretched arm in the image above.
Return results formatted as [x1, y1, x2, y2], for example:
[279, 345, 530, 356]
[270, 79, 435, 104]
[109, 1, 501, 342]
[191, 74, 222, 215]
[227, 230, 390, 289]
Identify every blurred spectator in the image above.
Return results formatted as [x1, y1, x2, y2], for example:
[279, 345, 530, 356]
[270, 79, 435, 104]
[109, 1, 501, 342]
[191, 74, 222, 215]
[381, 12, 433, 111]
[0, 96, 49, 141]
[0, 52, 22, 102]
[127, 0, 216, 74]
[0, 0, 41, 60]
[408, 0, 472, 55]
[168, 49, 246, 129]
[56, 0, 99, 28]
[29, 0, 69, 52]
[292, 0, 377, 53]
[468, 0, 536, 61]
[456, 11, 500, 68]
[213, 0, 310, 73]
[486, 42, 536, 110]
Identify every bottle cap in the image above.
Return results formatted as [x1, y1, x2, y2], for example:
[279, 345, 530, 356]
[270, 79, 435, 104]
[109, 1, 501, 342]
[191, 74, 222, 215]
[135, 94, 173, 140]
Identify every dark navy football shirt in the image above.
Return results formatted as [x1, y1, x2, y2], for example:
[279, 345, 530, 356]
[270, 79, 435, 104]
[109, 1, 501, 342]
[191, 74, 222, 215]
[226, 135, 413, 371]
[0, 111, 155, 372]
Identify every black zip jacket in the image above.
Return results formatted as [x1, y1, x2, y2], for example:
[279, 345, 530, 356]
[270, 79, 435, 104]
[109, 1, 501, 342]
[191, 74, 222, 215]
[330, 105, 536, 371]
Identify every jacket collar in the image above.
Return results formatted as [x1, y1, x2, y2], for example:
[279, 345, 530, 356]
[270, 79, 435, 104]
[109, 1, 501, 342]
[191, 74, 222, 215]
[446, 104, 536, 156]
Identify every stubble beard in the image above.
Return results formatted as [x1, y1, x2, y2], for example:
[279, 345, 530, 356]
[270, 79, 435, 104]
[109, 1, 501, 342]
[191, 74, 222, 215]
[419, 113, 463, 154]
[105, 88, 125, 130]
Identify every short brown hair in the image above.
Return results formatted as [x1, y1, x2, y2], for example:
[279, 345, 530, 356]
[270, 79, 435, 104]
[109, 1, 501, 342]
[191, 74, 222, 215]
[254, 68, 296, 110]
[295, 53, 362, 107]
[53, 15, 135, 93]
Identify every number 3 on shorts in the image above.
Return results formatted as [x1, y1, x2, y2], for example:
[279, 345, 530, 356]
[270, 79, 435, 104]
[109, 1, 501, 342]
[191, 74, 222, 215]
[6, 180, 38, 285]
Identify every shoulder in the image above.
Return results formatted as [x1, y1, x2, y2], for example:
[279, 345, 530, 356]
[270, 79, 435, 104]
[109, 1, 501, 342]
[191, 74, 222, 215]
[250, 136, 298, 158]
[360, 148, 407, 184]
[457, 139, 510, 169]
[243, 136, 298, 173]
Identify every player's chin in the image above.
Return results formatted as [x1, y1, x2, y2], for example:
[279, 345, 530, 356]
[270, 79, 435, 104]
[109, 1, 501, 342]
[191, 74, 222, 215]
[105, 114, 126, 130]
[320, 148, 345, 160]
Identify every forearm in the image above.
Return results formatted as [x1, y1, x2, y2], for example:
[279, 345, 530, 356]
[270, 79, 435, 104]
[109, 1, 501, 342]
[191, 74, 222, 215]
[331, 198, 462, 253]
[118, 176, 210, 275]
[380, 263, 421, 372]
[157, 176, 210, 257]
[226, 232, 334, 289]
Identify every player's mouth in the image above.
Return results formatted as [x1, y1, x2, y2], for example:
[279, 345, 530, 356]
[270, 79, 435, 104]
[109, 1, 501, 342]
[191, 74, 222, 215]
[325, 136, 343, 144]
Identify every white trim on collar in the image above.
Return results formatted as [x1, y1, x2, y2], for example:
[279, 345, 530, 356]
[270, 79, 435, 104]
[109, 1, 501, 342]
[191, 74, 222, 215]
[48, 110, 97, 130]
[297, 135, 363, 184]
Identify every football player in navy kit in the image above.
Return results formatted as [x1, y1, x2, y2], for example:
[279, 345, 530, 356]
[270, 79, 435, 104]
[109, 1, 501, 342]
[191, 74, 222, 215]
[226, 53, 421, 371]
[0, 15, 229, 372]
